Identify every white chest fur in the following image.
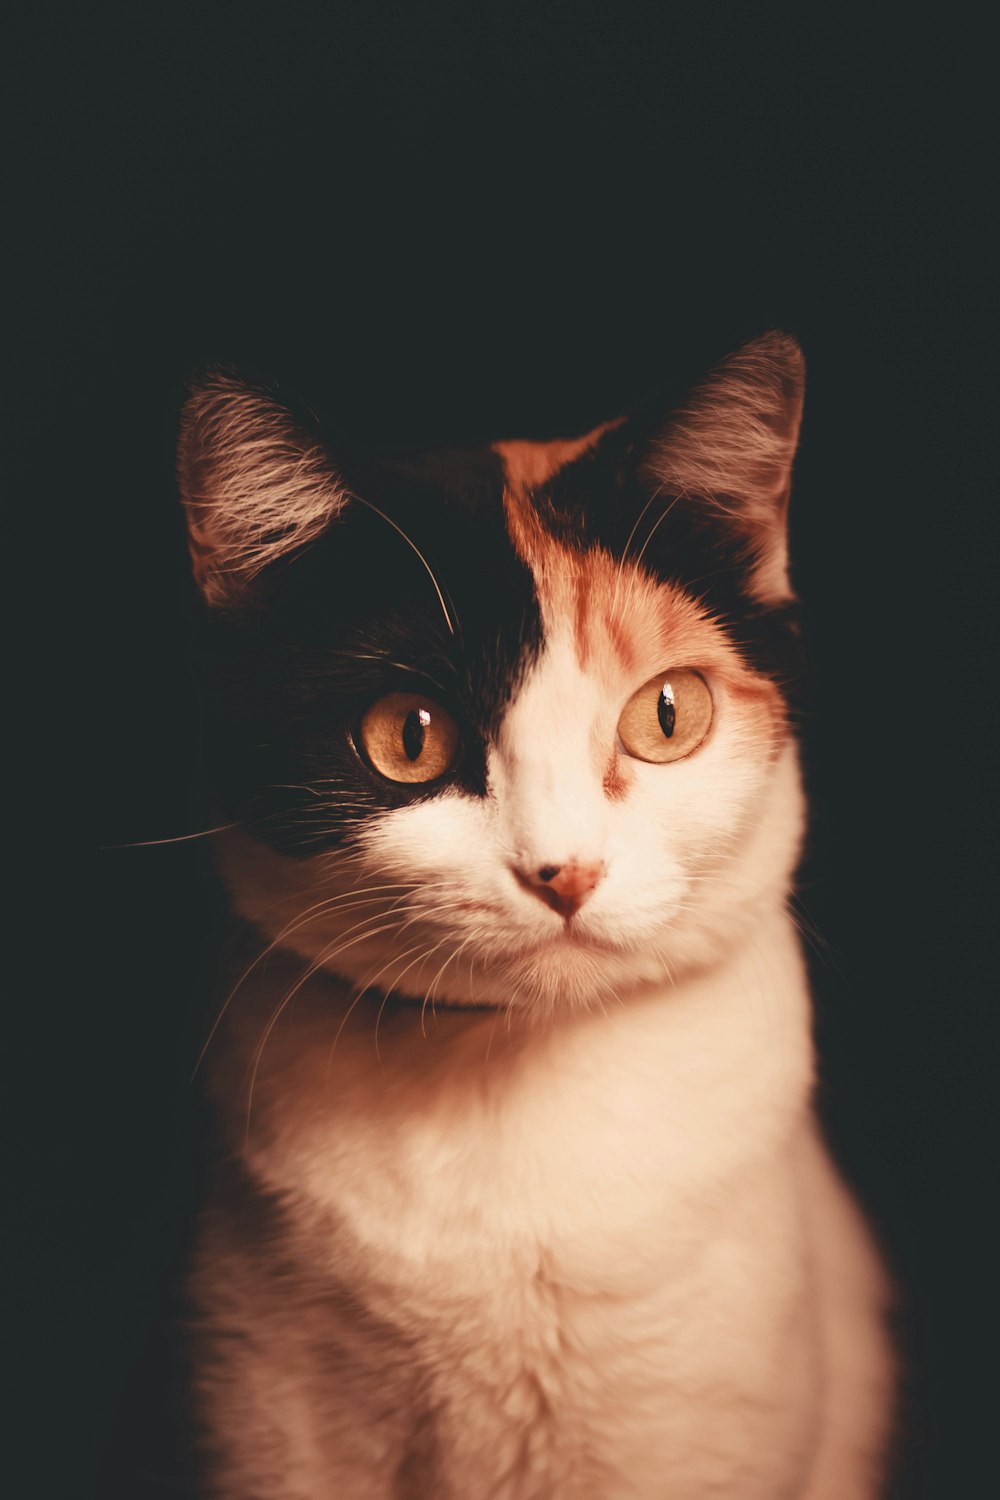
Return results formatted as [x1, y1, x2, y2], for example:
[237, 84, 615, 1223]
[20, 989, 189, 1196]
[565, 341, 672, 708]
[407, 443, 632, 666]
[195, 913, 891, 1499]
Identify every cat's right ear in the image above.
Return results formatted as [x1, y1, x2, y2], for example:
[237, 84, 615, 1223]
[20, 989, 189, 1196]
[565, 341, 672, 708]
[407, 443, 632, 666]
[639, 332, 805, 602]
[177, 374, 349, 607]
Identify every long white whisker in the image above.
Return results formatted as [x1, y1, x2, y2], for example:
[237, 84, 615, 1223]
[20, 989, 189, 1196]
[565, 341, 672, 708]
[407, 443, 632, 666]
[100, 820, 240, 850]
[351, 495, 456, 636]
[368, 942, 440, 1066]
[244, 915, 408, 1147]
[610, 481, 668, 621]
[630, 489, 690, 576]
[192, 883, 417, 1077]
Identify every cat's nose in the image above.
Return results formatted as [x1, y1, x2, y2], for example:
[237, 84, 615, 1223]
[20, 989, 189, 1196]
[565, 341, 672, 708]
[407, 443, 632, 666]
[513, 860, 606, 920]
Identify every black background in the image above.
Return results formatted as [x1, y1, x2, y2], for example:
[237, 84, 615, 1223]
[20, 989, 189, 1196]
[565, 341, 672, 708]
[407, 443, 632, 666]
[10, 3, 997, 1496]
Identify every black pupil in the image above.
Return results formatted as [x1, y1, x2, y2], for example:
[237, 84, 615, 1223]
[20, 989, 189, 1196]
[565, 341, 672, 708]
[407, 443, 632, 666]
[657, 686, 676, 738]
[402, 709, 426, 761]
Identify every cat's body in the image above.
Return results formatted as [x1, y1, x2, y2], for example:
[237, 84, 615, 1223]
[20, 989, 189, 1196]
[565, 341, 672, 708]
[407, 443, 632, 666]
[180, 335, 894, 1497]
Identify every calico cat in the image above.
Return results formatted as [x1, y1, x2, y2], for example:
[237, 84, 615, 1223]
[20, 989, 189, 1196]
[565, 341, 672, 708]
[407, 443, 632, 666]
[179, 333, 894, 1499]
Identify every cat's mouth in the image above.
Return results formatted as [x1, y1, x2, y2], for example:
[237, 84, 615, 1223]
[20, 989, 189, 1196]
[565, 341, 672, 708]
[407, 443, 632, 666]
[523, 926, 613, 956]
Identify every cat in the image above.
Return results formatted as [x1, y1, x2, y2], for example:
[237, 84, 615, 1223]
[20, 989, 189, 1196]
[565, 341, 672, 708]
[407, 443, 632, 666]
[179, 333, 895, 1499]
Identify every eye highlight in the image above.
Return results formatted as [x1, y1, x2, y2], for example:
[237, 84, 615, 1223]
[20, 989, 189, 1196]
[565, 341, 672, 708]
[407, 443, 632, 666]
[358, 693, 461, 784]
[618, 670, 713, 764]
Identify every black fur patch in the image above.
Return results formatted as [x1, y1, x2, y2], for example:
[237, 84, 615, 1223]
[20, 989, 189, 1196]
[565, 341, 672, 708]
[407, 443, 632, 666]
[198, 443, 543, 855]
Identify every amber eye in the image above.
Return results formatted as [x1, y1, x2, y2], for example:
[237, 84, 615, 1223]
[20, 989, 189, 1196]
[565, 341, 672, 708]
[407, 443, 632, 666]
[617, 670, 713, 764]
[358, 693, 461, 784]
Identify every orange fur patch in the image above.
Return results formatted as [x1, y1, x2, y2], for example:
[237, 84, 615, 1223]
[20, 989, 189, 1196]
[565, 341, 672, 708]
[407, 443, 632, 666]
[500, 440, 788, 804]
[497, 422, 659, 679]
[506, 505, 647, 679]
[504, 478, 698, 680]
[602, 749, 629, 802]
[493, 421, 622, 490]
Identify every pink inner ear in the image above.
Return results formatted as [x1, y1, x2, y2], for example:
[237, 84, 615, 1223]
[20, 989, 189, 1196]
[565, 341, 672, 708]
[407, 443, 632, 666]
[643, 333, 804, 518]
[177, 375, 348, 607]
[640, 333, 804, 600]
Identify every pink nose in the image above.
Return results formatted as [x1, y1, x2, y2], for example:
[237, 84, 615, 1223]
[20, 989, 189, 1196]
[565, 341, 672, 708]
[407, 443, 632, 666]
[514, 860, 605, 919]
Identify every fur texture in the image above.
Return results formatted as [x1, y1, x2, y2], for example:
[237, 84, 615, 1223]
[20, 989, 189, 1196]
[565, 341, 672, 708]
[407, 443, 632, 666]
[179, 375, 350, 606]
[180, 334, 895, 1498]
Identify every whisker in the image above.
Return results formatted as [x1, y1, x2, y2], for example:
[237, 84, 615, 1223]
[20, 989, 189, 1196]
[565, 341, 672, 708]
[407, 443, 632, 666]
[244, 915, 408, 1147]
[100, 820, 240, 850]
[424, 934, 478, 1026]
[351, 495, 456, 637]
[370, 940, 447, 1062]
[630, 488, 689, 580]
[322, 932, 434, 1081]
[483, 999, 503, 1064]
[193, 883, 417, 1077]
[416, 933, 468, 1036]
[335, 653, 448, 692]
[611, 480, 668, 622]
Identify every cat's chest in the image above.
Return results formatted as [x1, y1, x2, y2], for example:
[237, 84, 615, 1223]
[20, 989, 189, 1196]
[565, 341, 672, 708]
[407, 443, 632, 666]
[241, 949, 813, 1301]
[208, 944, 825, 1498]
[260, 1140, 819, 1500]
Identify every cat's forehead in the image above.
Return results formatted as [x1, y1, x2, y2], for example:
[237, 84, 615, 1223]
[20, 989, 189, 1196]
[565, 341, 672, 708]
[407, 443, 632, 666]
[409, 422, 721, 669]
[324, 419, 759, 689]
[499, 456, 711, 683]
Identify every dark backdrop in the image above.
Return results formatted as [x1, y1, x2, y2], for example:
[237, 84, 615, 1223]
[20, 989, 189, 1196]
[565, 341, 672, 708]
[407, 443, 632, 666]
[10, 4, 996, 1496]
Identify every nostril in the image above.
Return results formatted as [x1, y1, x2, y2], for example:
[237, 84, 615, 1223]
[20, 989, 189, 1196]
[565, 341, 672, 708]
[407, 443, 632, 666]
[512, 859, 606, 919]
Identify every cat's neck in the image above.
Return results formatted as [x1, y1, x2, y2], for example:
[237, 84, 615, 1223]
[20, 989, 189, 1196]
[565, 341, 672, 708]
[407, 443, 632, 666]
[209, 902, 814, 1229]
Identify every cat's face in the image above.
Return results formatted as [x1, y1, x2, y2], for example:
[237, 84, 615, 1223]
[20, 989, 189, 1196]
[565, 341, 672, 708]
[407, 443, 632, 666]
[180, 334, 806, 1015]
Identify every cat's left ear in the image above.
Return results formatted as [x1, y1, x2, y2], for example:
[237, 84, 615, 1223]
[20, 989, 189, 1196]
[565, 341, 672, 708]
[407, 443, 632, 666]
[641, 332, 805, 601]
[177, 373, 349, 607]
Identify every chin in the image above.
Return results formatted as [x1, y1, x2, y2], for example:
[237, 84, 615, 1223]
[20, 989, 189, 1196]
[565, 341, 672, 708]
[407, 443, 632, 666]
[478, 934, 650, 1017]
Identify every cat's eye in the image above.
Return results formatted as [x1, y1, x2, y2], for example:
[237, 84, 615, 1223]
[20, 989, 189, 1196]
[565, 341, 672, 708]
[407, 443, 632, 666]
[357, 694, 461, 784]
[617, 670, 713, 764]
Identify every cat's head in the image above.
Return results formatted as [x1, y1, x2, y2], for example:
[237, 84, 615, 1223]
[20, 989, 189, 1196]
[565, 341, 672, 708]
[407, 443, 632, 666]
[178, 333, 806, 1015]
